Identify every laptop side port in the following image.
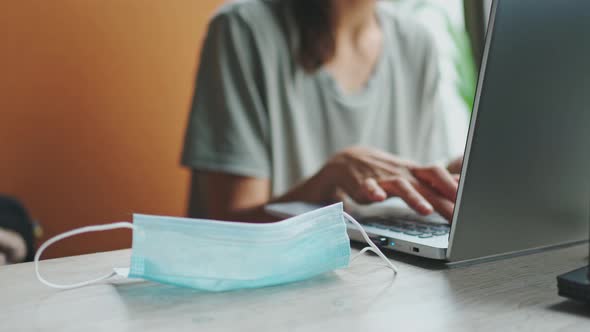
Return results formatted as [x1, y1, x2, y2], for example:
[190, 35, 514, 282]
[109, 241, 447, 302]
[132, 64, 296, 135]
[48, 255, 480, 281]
[370, 237, 389, 247]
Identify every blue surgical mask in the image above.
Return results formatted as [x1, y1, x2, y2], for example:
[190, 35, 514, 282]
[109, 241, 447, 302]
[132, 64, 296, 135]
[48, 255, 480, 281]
[35, 203, 397, 291]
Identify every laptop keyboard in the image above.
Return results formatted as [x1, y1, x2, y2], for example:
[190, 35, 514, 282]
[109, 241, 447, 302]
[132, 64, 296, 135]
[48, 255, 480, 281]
[362, 217, 450, 238]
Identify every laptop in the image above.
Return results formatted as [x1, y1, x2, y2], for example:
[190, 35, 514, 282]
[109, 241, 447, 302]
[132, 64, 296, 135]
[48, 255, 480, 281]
[266, 0, 590, 263]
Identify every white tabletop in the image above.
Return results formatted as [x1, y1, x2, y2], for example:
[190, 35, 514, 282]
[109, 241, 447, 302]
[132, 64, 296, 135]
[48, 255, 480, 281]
[1, 245, 589, 332]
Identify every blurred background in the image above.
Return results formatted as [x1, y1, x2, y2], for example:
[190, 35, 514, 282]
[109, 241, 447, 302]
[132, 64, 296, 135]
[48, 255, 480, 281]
[0, 0, 491, 260]
[1, 1, 225, 258]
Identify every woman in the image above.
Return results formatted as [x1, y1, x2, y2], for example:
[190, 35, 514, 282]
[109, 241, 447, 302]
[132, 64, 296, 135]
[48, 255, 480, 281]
[182, 0, 466, 222]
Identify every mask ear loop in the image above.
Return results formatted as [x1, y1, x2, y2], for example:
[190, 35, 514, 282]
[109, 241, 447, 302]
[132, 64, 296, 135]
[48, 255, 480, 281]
[35, 222, 134, 289]
[343, 212, 399, 274]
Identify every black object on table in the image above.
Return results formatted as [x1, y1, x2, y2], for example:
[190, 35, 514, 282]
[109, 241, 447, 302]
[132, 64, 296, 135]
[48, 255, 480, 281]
[0, 195, 35, 262]
[557, 266, 590, 304]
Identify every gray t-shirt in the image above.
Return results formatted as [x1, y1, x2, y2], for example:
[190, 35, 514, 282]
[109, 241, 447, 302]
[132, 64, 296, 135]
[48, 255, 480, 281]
[182, 0, 462, 198]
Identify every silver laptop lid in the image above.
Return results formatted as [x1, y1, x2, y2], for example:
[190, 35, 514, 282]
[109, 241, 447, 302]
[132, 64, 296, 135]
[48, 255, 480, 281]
[448, 0, 590, 262]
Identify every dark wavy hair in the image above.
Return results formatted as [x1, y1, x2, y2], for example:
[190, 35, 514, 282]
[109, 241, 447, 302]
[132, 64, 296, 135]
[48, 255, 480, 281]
[287, 0, 335, 72]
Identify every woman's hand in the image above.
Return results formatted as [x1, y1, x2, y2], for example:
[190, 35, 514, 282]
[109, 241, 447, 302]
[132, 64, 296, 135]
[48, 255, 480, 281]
[318, 146, 459, 220]
[406, 164, 458, 220]
[192, 148, 462, 222]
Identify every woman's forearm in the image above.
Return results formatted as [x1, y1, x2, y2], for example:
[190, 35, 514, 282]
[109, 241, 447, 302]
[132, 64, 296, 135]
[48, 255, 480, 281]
[190, 166, 336, 223]
[223, 167, 336, 222]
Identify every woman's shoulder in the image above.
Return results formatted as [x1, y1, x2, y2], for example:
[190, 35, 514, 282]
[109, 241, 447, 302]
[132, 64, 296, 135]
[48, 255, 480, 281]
[205, 0, 293, 76]
[377, 2, 436, 60]
[209, 0, 284, 36]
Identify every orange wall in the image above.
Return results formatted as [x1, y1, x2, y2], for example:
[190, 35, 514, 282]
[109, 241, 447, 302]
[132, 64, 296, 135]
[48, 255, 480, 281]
[0, 1, 223, 258]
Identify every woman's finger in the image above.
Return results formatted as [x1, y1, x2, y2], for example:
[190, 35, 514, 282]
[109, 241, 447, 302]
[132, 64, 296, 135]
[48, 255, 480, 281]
[361, 178, 387, 202]
[378, 177, 434, 215]
[447, 156, 463, 174]
[413, 181, 455, 221]
[412, 165, 458, 201]
[340, 172, 381, 204]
